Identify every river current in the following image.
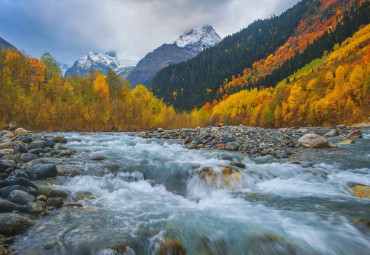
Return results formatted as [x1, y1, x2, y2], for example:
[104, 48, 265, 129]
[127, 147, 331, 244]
[13, 131, 370, 254]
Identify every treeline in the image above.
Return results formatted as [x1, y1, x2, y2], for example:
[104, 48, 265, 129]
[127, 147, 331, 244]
[0, 50, 211, 131]
[150, 0, 313, 110]
[225, 0, 370, 95]
[210, 24, 370, 127]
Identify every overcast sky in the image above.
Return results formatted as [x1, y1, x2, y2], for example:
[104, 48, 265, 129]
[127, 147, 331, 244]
[0, 0, 300, 65]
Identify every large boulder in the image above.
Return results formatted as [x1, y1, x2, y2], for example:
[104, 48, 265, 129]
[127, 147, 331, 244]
[0, 213, 34, 236]
[27, 141, 47, 150]
[352, 185, 370, 198]
[0, 185, 28, 198]
[7, 190, 35, 205]
[346, 130, 362, 139]
[325, 129, 340, 137]
[14, 128, 28, 137]
[27, 163, 58, 179]
[0, 177, 38, 189]
[297, 133, 330, 148]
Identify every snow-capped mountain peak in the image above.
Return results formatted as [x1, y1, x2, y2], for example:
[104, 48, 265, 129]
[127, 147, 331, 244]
[174, 25, 221, 52]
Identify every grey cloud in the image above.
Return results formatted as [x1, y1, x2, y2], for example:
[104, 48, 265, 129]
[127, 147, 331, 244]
[0, 0, 300, 64]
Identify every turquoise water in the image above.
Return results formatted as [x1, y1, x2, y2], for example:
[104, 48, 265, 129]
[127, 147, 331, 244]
[13, 131, 370, 254]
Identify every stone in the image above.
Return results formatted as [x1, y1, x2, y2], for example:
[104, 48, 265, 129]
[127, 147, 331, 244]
[250, 234, 303, 255]
[46, 197, 64, 208]
[57, 168, 79, 177]
[2, 133, 14, 140]
[0, 150, 14, 156]
[20, 153, 37, 163]
[14, 128, 28, 137]
[0, 198, 18, 213]
[26, 201, 46, 214]
[346, 130, 362, 139]
[29, 148, 45, 155]
[157, 128, 163, 133]
[225, 141, 240, 151]
[159, 238, 186, 255]
[230, 162, 246, 168]
[28, 140, 47, 150]
[198, 166, 244, 190]
[36, 195, 47, 202]
[0, 185, 28, 198]
[14, 144, 27, 154]
[18, 136, 32, 144]
[91, 156, 106, 161]
[33, 185, 68, 198]
[0, 213, 34, 236]
[0, 177, 38, 190]
[52, 136, 67, 144]
[338, 139, 355, 145]
[0, 160, 12, 173]
[27, 163, 58, 179]
[325, 129, 340, 137]
[7, 190, 35, 205]
[297, 133, 330, 148]
[352, 185, 370, 198]
[63, 202, 83, 207]
[0, 142, 13, 150]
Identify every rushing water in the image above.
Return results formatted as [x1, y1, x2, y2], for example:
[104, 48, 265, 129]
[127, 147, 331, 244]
[13, 131, 370, 254]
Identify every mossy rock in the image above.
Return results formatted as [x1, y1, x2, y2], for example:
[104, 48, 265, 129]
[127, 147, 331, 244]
[159, 238, 186, 255]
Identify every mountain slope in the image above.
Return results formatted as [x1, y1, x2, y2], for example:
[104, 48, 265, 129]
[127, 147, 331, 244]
[0, 36, 16, 50]
[127, 25, 221, 86]
[150, 0, 368, 110]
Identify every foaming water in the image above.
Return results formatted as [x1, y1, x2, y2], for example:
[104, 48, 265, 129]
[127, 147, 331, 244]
[13, 131, 370, 254]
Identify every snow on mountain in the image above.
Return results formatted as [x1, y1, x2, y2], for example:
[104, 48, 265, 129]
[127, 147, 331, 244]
[57, 62, 71, 76]
[174, 25, 221, 53]
[127, 25, 221, 86]
[65, 52, 135, 77]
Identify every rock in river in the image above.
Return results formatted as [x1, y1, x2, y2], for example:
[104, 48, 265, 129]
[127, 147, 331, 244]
[352, 184, 370, 198]
[33, 185, 67, 198]
[0, 198, 18, 212]
[27, 163, 58, 179]
[7, 190, 35, 205]
[159, 238, 186, 255]
[0, 213, 34, 236]
[297, 133, 330, 148]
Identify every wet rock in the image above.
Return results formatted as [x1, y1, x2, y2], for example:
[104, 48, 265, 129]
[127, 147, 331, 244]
[33, 185, 68, 198]
[57, 168, 79, 177]
[26, 201, 46, 214]
[221, 136, 234, 143]
[338, 139, 355, 145]
[225, 141, 240, 151]
[20, 153, 37, 163]
[63, 202, 83, 207]
[27, 163, 58, 179]
[297, 133, 330, 148]
[354, 218, 370, 228]
[0, 198, 18, 212]
[0, 213, 34, 236]
[0, 185, 28, 198]
[36, 195, 47, 202]
[0, 150, 14, 156]
[0, 177, 38, 190]
[346, 130, 362, 139]
[52, 136, 67, 144]
[183, 137, 192, 145]
[230, 162, 246, 168]
[0, 142, 13, 150]
[91, 156, 107, 161]
[2, 133, 14, 140]
[34, 138, 54, 148]
[46, 197, 64, 208]
[14, 144, 27, 154]
[7, 190, 35, 205]
[18, 136, 32, 144]
[29, 148, 45, 156]
[0, 161, 12, 173]
[250, 234, 304, 255]
[325, 129, 340, 137]
[198, 166, 244, 190]
[157, 128, 163, 133]
[159, 238, 186, 255]
[28, 140, 47, 150]
[14, 128, 28, 137]
[351, 184, 370, 198]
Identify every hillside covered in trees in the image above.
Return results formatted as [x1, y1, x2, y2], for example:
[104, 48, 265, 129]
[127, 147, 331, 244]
[150, 0, 369, 110]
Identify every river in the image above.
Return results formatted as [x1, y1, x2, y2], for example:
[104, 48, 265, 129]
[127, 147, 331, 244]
[12, 131, 370, 254]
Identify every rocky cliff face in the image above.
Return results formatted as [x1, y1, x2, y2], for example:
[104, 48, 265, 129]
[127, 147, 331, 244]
[0, 37, 16, 50]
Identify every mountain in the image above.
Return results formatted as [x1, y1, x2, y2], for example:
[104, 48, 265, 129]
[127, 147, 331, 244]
[127, 25, 221, 86]
[0, 36, 16, 50]
[65, 51, 135, 77]
[150, 0, 369, 110]
[57, 62, 71, 76]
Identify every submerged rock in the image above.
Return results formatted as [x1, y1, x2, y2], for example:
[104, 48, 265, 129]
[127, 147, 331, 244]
[0, 213, 34, 236]
[338, 139, 355, 145]
[250, 234, 304, 255]
[351, 185, 370, 198]
[52, 136, 67, 144]
[297, 133, 330, 148]
[159, 238, 186, 255]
